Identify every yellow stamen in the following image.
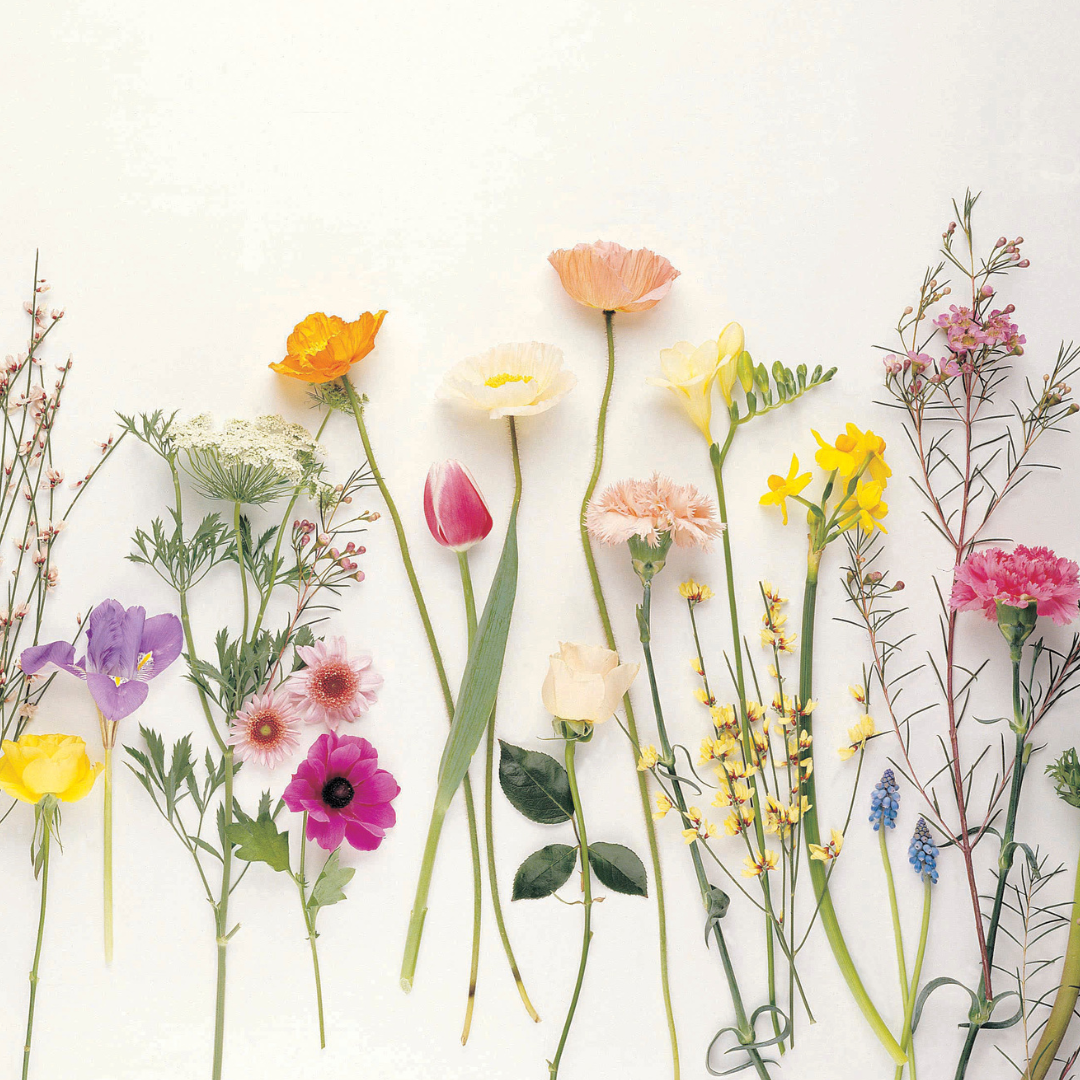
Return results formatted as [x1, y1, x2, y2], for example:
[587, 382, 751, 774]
[484, 373, 533, 388]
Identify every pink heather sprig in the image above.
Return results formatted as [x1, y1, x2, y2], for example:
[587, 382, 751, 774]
[950, 545, 1080, 626]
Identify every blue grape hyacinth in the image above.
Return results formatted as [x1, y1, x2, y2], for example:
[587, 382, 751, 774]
[869, 768, 900, 831]
[908, 818, 939, 884]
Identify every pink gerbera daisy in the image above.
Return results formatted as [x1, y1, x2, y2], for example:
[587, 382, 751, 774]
[282, 731, 399, 851]
[226, 688, 301, 767]
[586, 473, 723, 549]
[285, 636, 383, 729]
[950, 545, 1080, 626]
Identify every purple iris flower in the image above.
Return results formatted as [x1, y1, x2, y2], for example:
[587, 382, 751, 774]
[21, 599, 184, 722]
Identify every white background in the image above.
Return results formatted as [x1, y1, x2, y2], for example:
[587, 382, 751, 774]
[3, 3, 1080, 1078]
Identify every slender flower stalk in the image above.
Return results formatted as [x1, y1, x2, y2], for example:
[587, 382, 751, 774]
[340, 375, 512, 1016]
[23, 818, 50, 1080]
[896, 822, 936, 1080]
[101, 718, 116, 964]
[295, 812, 326, 1049]
[548, 733, 594, 1079]
[576, 311, 680, 1076]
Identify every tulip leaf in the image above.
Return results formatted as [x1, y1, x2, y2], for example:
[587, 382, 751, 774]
[308, 848, 355, 913]
[512, 843, 578, 900]
[227, 812, 290, 873]
[587, 842, 648, 897]
[499, 741, 574, 824]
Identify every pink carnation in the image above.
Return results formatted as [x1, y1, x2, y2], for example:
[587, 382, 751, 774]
[586, 473, 723, 550]
[950, 545, 1080, 626]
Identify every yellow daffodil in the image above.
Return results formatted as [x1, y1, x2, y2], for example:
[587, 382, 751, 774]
[813, 423, 891, 486]
[760, 455, 812, 526]
[743, 849, 780, 877]
[653, 792, 673, 819]
[840, 481, 889, 536]
[809, 829, 845, 862]
[637, 745, 660, 771]
[679, 579, 714, 604]
[647, 339, 723, 443]
[0, 733, 103, 804]
[838, 715, 876, 760]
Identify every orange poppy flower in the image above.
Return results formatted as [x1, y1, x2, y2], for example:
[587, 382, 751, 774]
[270, 310, 387, 384]
[548, 241, 678, 313]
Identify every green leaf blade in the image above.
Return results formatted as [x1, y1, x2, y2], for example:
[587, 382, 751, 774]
[587, 842, 648, 897]
[512, 843, 577, 901]
[498, 741, 573, 824]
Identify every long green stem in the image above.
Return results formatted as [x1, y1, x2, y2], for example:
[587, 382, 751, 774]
[709, 441, 782, 1043]
[955, 653, 1029, 1079]
[458, 550, 539, 1030]
[896, 879, 932, 1080]
[22, 816, 50, 1080]
[798, 548, 907, 1066]
[99, 710, 117, 967]
[549, 737, 594, 1079]
[232, 502, 249, 642]
[1024, 833, 1080, 1080]
[578, 310, 679, 1078]
[296, 813, 326, 1049]
[211, 746, 234, 1080]
[640, 580, 772, 1080]
[340, 375, 487, 1004]
[880, 826, 910, 1068]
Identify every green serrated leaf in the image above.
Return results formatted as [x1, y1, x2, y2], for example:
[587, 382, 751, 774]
[512, 843, 577, 900]
[587, 842, 648, 897]
[498, 741, 573, 824]
[308, 848, 356, 912]
[226, 813, 290, 872]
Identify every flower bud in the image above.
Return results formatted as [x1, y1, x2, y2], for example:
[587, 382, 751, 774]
[423, 460, 493, 551]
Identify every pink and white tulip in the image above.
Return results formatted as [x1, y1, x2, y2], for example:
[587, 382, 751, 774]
[423, 460, 493, 551]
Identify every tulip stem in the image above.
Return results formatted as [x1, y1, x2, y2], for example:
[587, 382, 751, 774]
[548, 736, 594, 1079]
[458, 550, 539, 1032]
[341, 376, 488, 1001]
[578, 309, 679, 1079]
[22, 810, 51, 1080]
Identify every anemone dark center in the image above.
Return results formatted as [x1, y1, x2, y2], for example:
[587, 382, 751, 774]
[322, 775, 355, 809]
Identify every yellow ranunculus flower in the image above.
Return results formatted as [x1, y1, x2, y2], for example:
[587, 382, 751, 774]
[540, 642, 639, 725]
[759, 454, 813, 526]
[0, 733, 103, 804]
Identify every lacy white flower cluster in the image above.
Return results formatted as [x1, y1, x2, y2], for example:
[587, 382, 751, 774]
[173, 414, 322, 486]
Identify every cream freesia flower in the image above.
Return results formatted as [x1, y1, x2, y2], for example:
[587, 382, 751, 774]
[714, 321, 745, 405]
[439, 342, 577, 419]
[647, 339, 721, 441]
[541, 642, 639, 725]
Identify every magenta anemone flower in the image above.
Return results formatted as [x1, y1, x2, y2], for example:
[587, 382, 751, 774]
[285, 636, 382, 730]
[283, 731, 399, 851]
[950, 545, 1080, 626]
[21, 599, 183, 721]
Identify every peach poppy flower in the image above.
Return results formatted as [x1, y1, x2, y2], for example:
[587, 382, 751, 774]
[548, 241, 679, 313]
[270, 310, 387, 384]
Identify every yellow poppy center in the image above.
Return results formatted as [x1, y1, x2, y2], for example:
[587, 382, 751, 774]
[484, 373, 533, 389]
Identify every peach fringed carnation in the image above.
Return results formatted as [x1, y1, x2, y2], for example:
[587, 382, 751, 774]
[950, 545, 1080, 626]
[548, 241, 679, 313]
[270, 311, 387, 384]
[586, 474, 724, 549]
[226, 688, 301, 768]
[285, 637, 384, 729]
[439, 342, 577, 419]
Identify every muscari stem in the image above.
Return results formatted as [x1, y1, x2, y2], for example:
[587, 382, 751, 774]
[710, 440, 782, 1044]
[297, 814, 326, 1049]
[896, 879, 931, 1080]
[579, 310, 679, 1078]
[1023, 827, 1080, 1080]
[341, 376, 490, 1003]
[798, 547, 907, 1066]
[955, 653, 1029, 1080]
[549, 737, 594, 1079]
[640, 581, 772, 1080]
[879, 827, 910, 1041]
[22, 814, 51, 1080]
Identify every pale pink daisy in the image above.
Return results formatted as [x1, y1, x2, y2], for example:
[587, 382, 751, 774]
[226, 688, 301, 768]
[586, 473, 723, 549]
[286, 636, 383, 729]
